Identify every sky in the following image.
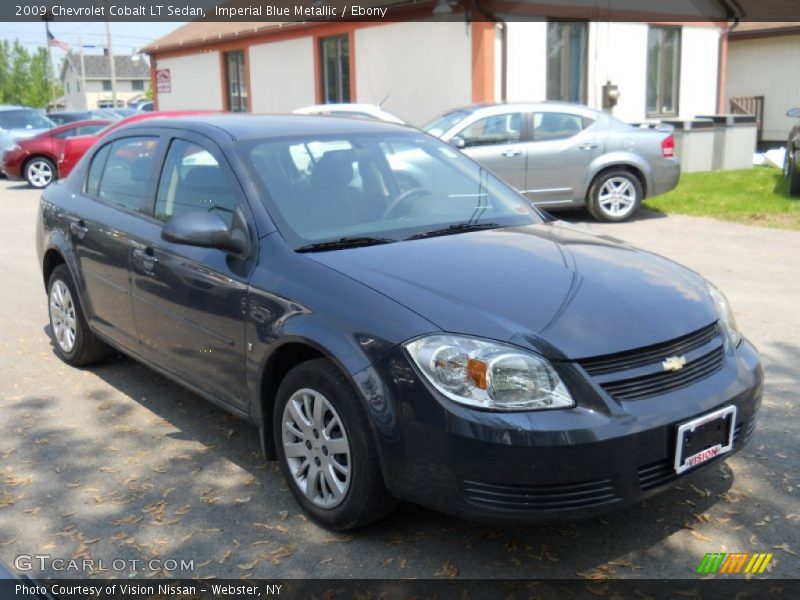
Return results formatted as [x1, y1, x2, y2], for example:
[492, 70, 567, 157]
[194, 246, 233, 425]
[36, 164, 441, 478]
[0, 21, 185, 66]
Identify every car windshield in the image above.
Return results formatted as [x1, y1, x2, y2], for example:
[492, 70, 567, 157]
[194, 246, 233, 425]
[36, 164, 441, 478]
[423, 110, 471, 137]
[0, 109, 52, 130]
[241, 132, 541, 249]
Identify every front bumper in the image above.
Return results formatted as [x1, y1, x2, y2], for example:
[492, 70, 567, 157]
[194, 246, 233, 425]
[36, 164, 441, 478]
[357, 337, 762, 524]
[0, 150, 23, 179]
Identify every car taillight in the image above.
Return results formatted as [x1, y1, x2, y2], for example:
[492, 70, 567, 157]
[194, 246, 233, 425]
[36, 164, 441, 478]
[661, 134, 675, 158]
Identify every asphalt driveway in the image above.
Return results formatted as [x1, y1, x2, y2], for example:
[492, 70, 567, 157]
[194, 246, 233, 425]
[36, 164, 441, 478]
[0, 178, 798, 580]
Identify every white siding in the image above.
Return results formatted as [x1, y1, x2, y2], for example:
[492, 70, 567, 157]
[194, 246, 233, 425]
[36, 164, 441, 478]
[155, 52, 223, 110]
[354, 22, 471, 126]
[588, 22, 649, 122]
[504, 21, 547, 102]
[728, 34, 800, 142]
[678, 26, 720, 119]
[249, 38, 316, 113]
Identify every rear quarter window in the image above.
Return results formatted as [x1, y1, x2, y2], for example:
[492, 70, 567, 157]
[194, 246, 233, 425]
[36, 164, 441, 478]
[86, 137, 158, 213]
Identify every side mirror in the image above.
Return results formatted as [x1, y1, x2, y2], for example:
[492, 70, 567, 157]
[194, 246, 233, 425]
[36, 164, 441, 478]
[787, 108, 800, 119]
[450, 136, 466, 149]
[162, 211, 249, 256]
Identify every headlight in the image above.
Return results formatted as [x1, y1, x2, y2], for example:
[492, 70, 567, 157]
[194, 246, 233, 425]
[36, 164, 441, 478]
[707, 283, 741, 346]
[404, 335, 574, 411]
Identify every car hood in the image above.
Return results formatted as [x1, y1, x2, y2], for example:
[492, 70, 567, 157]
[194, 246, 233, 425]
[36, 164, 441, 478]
[307, 222, 719, 360]
[0, 128, 49, 151]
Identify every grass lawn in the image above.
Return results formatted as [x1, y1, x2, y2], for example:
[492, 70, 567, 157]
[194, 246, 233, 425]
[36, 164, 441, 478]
[643, 165, 800, 231]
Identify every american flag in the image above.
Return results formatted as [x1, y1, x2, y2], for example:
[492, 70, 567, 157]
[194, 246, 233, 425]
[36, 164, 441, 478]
[47, 29, 68, 51]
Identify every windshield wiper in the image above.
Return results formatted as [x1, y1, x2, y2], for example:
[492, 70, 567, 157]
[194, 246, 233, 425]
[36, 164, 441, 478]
[295, 236, 396, 253]
[406, 222, 502, 241]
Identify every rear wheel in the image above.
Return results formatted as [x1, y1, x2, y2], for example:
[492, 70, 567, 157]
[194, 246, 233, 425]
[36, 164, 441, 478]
[25, 157, 56, 189]
[273, 358, 396, 530]
[587, 170, 643, 222]
[48, 265, 112, 366]
[788, 150, 800, 197]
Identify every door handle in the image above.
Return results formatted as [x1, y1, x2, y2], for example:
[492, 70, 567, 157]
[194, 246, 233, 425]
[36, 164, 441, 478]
[132, 248, 158, 272]
[69, 219, 88, 239]
[501, 149, 524, 157]
[579, 143, 599, 150]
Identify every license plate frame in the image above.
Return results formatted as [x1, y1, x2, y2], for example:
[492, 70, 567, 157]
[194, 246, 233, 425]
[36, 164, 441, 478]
[674, 405, 736, 475]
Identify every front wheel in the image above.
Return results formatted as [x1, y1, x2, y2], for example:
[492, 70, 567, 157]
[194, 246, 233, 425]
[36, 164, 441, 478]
[273, 359, 396, 530]
[587, 170, 643, 222]
[25, 157, 56, 189]
[48, 265, 112, 366]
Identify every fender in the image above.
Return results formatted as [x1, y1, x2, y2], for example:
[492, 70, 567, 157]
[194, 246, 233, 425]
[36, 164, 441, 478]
[585, 152, 653, 198]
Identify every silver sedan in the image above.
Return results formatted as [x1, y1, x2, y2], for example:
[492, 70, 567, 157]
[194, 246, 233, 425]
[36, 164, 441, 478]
[425, 102, 680, 222]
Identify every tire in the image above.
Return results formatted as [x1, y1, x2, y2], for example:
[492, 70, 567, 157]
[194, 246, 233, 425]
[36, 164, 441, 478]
[47, 265, 112, 366]
[587, 169, 643, 222]
[273, 358, 396, 530]
[25, 156, 56, 189]
[788, 151, 800, 197]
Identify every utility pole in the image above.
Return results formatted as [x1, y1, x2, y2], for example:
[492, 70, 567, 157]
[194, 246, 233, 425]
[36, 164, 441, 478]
[105, 21, 118, 107]
[78, 36, 87, 110]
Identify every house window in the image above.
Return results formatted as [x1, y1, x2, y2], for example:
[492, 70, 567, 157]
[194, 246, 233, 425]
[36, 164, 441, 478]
[647, 26, 681, 117]
[66, 82, 70, 93]
[546, 21, 588, 104]
[224, 50, 248, 112]
[132, 80, 144, 91]
[320, 35, 350, 104]
[102, 80, 112, 91]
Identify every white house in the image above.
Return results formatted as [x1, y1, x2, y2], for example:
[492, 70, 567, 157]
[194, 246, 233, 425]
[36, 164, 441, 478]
[61, 53, 151, 111]
[144, 2, 736, 126]
[726, 22, 800, 144]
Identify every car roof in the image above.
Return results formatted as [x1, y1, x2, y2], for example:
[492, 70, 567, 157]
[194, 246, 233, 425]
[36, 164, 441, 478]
[443, 101, 602, 116]
[116, 113, 412, 141]
[0, 105, 35, 111]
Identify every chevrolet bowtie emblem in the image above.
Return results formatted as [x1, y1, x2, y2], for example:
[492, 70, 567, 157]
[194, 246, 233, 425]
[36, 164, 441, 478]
[662, 355, 687, 372]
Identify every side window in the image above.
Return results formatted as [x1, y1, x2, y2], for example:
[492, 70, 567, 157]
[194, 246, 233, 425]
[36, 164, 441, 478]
[456, 113, 522, 147]
[96, 137, 158, 212]
[155, 139, 238, 226]
[86, 143, 112, 197]
[77, 124, 107, 136]
[532, 112, 592, 141]
[53, 128, 77, 140]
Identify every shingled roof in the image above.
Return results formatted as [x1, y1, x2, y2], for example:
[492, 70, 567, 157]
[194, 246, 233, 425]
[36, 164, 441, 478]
[62, 54, 150, 81]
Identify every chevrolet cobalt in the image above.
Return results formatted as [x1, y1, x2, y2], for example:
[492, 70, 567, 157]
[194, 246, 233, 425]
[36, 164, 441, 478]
[36, 115, 762, 530]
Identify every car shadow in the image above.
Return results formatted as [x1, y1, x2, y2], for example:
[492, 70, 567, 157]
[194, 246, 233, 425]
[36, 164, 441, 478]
[19, 324, 777, 579]
[547, 207, 667, 225]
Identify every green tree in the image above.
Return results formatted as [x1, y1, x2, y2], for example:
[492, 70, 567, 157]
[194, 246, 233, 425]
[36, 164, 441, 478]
[0, 41, 10, 103]
[24, 48, 52, 108]
[7, 41, 30, 105]
[0, 40, 57, 108]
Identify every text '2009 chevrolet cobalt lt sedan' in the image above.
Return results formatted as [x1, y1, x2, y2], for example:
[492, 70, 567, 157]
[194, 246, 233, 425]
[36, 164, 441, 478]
[36, 115, 762, 530]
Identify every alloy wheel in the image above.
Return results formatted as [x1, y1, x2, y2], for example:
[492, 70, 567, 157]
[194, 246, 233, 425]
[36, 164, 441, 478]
[598, 176, 638, 218]
[27, 160, 54, 188]
[50, 280, 76, 353]
[281, 388, 352, 508]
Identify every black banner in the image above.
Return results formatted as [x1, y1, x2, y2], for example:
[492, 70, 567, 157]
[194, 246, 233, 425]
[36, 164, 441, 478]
[3, 578, 800, 600]
[2, 0, 799, 23]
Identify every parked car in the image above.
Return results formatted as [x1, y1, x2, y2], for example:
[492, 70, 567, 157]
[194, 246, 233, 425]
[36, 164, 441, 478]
[131, 100, 154, 112]
[37, 115, 761, 530]
[1, 119, 110, 188]
[57, 110, 216, 178]
[784, 107, 800, 196]
[295, 103, 406, 124]
[48, 111, 94, 126]
[424, 102, 679, 222]
[0, 106, 53, 156]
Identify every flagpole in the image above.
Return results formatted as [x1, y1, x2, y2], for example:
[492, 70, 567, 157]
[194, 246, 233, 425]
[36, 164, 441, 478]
[43, 15, 56, 113]
[79, 36, 87, 110]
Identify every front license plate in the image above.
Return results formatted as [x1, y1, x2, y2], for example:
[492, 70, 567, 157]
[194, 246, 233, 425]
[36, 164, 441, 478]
[674, 405, 736, 474]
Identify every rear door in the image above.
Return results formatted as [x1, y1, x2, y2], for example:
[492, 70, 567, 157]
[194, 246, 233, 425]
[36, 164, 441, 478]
[523, 111, 601, 204]
[453, 112, 528, 191]
[130, 132, 255, 410]
[70, 135, 161, 347]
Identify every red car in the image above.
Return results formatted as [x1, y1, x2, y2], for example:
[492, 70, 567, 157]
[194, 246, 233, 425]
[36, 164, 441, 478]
[58, 110, 217, 179]
[1, 120, 110, 188]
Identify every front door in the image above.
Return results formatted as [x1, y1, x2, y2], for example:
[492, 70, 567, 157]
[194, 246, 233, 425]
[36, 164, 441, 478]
[130, 134, 254, 410]
[523, 111, 602, 205]
[456, 112, 528, 191]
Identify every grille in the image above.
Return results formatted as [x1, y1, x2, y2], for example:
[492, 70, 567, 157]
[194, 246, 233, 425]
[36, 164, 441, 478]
[460, 478, 620, 511]
[599, 346, 725, 401]
[579, 322, 719, 376]
[637, 420, 746, 491]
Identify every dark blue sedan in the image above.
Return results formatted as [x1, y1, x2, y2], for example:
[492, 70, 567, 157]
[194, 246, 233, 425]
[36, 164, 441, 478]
[36, 115, 762, 530]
